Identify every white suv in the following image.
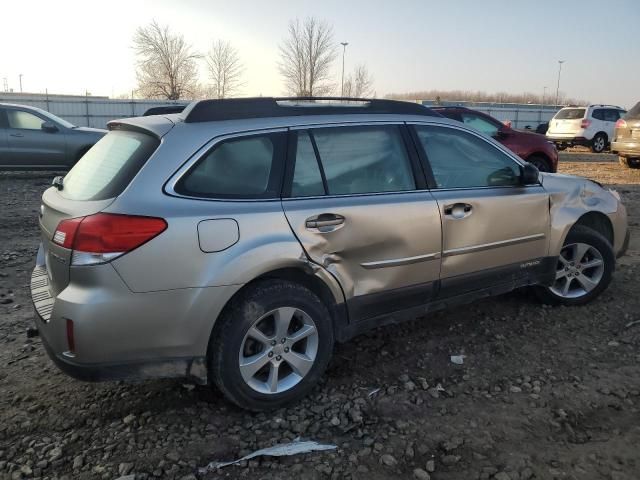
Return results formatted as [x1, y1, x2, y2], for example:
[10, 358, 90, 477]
[546, 105, 626, 153]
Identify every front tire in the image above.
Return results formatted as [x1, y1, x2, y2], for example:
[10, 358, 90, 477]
[209, 280, 334, 411]
[527, 155, 551, 173]
[619, 156, 640, 169]
[591, 133, 607, 153]
[535, 226, 614, 306]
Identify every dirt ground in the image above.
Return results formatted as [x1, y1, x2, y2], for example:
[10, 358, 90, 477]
[1, 151, 639, 480]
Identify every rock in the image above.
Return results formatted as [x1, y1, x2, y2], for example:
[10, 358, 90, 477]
[413, 468, 431, 479]
[330, 416, 341, 426]
[48, 447, 62, 461]
[72, 455, 83, 469]
[426, 459, 436, 472]
[119, 462, 134, 475]
[380, 454, 398, 466]
[494, 473, 511, 480]
[441, 454, 460, 465]
[509, 386, 522, 393]
[123, 414, 136, 425]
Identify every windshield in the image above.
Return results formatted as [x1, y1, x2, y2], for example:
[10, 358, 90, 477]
[554, 108, 585, 120]
[30, 106, 76, 128]
[624, 102, 640, 120]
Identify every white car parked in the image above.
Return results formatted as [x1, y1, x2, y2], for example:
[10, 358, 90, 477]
[546, 105, 626, 153]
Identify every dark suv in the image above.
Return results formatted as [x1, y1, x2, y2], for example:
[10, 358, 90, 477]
[432, 106, 558, 172]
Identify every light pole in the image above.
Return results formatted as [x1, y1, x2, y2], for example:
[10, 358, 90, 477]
[19, 74, 23, 93]
[542, 86, 548, 106]
[340, 42, 348, 97]
[555, 60, 564, 107]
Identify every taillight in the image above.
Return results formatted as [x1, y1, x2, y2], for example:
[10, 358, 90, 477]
[580, 119, 591, 129]
[616, 119, 627, 129]
[52, 213, 167, 265]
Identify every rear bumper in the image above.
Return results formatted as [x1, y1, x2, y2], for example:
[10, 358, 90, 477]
[611, 140, 640, 157]
[546, 135, 591, 147]
[31, 244, 241, 383]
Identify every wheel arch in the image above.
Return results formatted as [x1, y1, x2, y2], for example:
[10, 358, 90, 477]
[205, 264, 349, 366]
[570, 211, 614, 246]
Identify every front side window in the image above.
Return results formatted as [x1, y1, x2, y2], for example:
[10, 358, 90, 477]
[414, 125, 521, 189]
[7, 110, 45, 130]
[460, 113, 500, 137]
[303, 125, 415, 195]
[176, 133, 284, 198]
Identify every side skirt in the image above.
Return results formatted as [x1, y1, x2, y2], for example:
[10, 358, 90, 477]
[337, 256, 557, 342]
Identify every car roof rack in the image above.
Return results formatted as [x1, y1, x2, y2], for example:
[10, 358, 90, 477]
[182, 97, 440, 123]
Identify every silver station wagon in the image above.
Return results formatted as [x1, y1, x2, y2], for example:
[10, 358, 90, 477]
[31, 98, 629, 410]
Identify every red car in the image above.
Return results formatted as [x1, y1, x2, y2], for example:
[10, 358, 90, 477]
[432, 106, 558, 172]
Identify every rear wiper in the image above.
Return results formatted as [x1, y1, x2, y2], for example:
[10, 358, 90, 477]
[52, 176, 64, 191]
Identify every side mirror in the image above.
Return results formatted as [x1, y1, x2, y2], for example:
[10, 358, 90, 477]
[42, 121, 58, 133]
[521, 163, 540, 185]
[495, 125, 509, 138]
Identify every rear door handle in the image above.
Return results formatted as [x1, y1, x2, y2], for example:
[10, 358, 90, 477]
[444, 203, 473, 219]
[9, 133, 24, 138]
[305, 213, 345, 232]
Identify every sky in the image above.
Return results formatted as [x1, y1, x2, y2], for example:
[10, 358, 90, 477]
[1, 0, 639, 108]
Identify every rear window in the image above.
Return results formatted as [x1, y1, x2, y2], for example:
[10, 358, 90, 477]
[60, 130, 159, 201]
[554, 108, 585, 120]
[624, 102, 640, 120]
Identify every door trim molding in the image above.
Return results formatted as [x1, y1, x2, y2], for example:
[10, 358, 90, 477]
[360, 252, 441, 269]
[443, 233, 546, 257]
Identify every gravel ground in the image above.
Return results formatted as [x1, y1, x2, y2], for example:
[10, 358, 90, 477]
[1, 154, 639, 480]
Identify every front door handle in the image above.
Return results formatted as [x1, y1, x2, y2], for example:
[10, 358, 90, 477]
[444, 203, 473, 219]
[305, 213, 345, 232]
[9, 133, 24, 138]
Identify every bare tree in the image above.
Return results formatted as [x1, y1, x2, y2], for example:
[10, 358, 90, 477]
[206, 40, 244, 99]
[133, 21, 200, 100]
[278, 17, 337, 96]
[343, 64, 374, 98]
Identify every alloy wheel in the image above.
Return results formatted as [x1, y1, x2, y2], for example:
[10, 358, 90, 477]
[593, 136, 605, 153]
[239, 307, 319, 394]
[550, 242, 605, 298]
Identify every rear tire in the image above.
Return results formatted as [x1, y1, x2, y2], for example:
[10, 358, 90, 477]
[527, 155, 551, 173]
[619, 156, 640, 169]
[209, 280, 334, 411]
[591, 133, 607, 153]
[535, 225, 614, 306]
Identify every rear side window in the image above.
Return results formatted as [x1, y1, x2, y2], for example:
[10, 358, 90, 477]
[460, 113, 500, 137]
[293, 125, 415, 196]
[592, 109, 605, 121]
[414, 125, 521, 189]
[555, 108, 585, 120]
[175, 132, 285, 199]
[291, 132, 325, 197]
[603, 109, 621, 122]
[625, 102, 640, 120]
[61, 130, 159, 201]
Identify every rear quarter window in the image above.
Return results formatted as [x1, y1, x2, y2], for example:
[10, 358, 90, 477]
[174, 132, 286, 199]
[554, 108, 585, 120]
[60, 130, 159, 201]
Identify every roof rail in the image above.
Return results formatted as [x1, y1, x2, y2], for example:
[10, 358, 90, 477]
[181, 97, 440, 123]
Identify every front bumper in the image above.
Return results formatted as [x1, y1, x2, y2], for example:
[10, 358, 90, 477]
[31, 244, 241, 384]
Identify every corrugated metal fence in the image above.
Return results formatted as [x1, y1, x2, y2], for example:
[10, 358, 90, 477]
[0, 93, 189, 128]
